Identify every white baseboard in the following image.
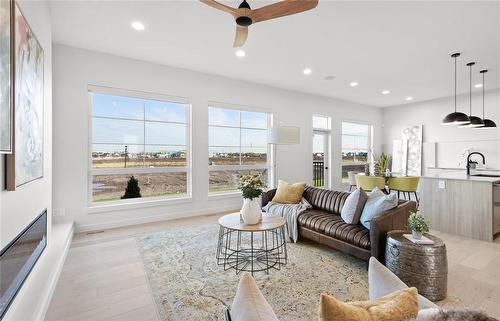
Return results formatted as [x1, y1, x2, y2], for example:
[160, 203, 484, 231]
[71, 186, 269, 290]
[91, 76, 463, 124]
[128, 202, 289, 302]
[75, 205, 240, 233]
[3, 222, 74, 321]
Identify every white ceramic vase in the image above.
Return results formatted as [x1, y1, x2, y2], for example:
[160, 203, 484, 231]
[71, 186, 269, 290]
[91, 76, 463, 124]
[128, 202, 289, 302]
[241, 197, 262, 225]
[412, 230, 423, 240]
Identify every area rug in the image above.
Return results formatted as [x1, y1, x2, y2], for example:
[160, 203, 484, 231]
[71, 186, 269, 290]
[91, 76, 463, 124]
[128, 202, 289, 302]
[136, 224, 369, 321]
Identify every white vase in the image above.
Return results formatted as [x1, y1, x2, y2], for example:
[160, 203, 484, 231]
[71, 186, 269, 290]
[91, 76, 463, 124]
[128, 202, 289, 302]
[412, 230, 423, 240]
[241, 197, 262, 225]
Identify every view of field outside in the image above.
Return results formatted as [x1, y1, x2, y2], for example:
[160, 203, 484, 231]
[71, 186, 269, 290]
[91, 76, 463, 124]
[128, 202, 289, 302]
[91, 92, 190, 202]
[208, 107, 270, 192]
[341, 122, 372, 183]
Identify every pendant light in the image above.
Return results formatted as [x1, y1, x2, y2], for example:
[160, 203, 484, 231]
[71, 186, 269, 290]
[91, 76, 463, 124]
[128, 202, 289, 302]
[474, 69, 497, 129]
[461, 62, 485, 128]
[442, 53, 470, 125]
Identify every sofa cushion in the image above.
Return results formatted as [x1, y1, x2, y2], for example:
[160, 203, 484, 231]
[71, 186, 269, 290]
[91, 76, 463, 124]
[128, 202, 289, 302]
[360, 188, 398, 229]
[230, 272, 279, 321]
[272, 180, 307, 204]
[303, 186, 350, 214]
[319, 287, 418, 321]
[341, 188, 368, 224]
[368, 257, 437, 310]
[298, 210, 371, 249]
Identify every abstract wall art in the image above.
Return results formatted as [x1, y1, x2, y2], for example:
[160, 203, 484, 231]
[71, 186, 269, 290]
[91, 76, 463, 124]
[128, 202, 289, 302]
[0, 0, 13, 153]
[6, 4, 44, 190]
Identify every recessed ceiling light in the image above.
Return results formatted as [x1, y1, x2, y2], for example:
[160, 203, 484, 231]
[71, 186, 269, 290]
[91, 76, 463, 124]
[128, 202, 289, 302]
[406, 96, 413, 101]
[235, 49, 246, 58]
[350, 81, 359, 87]
[474, 83, 483, 88]
[131, 21, 145, 31]
[303, 68, 312, 75]
[381, 90, 390, 95]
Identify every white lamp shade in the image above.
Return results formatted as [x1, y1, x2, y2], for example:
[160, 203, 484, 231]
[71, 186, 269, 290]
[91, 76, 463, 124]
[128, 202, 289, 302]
[268, 126, 300, 145]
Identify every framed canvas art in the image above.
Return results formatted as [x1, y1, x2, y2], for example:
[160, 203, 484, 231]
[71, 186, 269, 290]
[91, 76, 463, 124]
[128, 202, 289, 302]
[6, 3, 44, 190]
[0, 0, 13, 153]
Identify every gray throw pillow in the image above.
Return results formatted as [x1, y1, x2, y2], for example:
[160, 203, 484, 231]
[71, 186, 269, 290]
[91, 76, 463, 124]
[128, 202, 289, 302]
[341, 188, 368, 224]
[411, 309, 498, 321]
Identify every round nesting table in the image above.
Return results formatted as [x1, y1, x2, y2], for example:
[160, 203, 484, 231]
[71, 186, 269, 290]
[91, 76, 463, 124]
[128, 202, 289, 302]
[385, 230, 448, 301]
[216, 212, 287, 275]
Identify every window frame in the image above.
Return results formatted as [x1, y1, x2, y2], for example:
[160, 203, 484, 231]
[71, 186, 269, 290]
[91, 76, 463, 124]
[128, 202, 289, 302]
[87, 85, 192, 208]
[340, 120, 373, 185]
[208, 101, 273, 196]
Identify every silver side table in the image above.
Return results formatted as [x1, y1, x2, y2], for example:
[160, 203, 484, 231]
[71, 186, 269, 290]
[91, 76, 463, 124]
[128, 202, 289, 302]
[385, 230, 448, 301]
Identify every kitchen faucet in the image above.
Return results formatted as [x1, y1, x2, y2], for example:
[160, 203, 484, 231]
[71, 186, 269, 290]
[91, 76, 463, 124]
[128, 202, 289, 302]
[466, 152, 485, 175]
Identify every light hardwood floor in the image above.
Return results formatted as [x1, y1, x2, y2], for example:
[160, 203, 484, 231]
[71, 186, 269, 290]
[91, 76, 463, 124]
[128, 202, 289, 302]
[45, 214, 500, 321]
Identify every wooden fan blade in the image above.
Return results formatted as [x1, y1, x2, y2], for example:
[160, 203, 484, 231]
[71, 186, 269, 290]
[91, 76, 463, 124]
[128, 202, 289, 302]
[251, 0, 318, 23]
[200, 0, 237, 16]
[233, 25, 248, 47]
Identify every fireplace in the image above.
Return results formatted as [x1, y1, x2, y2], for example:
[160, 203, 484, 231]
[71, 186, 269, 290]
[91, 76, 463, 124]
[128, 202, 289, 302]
[0, 210, 47, 319]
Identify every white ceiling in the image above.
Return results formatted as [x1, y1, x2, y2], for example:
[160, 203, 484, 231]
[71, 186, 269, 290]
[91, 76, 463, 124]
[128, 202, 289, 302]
[48, 0, 500, 107]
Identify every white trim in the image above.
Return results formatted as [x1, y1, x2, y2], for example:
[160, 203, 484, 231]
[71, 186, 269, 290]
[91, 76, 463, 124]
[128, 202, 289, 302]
[86, 195, 192, 214]
[208, 101, 271, 114]
[207, 191, 241, 199]
[87, 84, 190, 104]
[76, 205, 240, 233]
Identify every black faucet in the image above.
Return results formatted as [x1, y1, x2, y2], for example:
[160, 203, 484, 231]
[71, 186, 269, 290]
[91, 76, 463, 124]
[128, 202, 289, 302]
[466, 152, 486, 175]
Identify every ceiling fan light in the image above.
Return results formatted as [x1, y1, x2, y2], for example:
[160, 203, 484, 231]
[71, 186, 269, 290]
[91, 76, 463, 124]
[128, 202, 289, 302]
[236, 16, 253, 26]
[442, 112, 470, 125]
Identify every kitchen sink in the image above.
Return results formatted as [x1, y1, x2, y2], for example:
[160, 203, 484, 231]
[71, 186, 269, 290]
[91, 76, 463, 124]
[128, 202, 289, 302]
[471, 174, 500, 178]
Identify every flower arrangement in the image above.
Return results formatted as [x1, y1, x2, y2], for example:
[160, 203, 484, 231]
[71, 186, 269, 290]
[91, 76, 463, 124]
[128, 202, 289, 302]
[238, 173, 265, 200]
[408, 212, 430, 239]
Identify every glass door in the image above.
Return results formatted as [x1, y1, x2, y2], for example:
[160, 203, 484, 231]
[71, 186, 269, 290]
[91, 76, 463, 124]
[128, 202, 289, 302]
[313, 131, 329, 188]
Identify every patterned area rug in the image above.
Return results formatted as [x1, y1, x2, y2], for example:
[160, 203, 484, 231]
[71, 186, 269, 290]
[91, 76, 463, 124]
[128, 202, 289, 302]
[136, 224, 369, 321]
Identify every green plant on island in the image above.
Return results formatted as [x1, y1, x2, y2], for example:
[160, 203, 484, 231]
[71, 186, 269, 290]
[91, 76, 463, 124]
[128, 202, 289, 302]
[378, 152, 391, 174]
[121, 176, 142, 199]
[408, 211, 430, 234]
[238, 173, 265, 200]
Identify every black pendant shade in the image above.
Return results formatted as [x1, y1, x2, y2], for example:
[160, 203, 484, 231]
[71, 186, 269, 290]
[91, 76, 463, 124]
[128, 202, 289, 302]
[442, 53, 470, 125]
[475, 69, 497, 129]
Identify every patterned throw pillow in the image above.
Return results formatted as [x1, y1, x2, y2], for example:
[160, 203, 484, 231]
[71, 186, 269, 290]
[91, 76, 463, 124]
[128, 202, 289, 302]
[319, 287, 419, 321]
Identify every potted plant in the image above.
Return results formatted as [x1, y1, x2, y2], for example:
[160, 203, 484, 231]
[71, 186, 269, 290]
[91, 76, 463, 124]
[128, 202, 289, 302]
[378, 152, 391, 175]
[407, 212, 430, 240]
[238, 173, 265, 225]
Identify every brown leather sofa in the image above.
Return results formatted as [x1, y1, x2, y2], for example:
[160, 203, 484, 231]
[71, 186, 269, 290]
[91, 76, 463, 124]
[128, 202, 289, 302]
[261, 185, 416, 263]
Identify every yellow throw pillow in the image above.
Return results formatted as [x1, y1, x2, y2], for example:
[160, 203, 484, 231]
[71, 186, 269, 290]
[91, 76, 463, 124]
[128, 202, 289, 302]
[319, 287, 418, 321]
[272, 180, 307, 204]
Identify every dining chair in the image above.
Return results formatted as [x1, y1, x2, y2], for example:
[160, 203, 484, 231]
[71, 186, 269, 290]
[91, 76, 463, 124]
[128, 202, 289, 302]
[347, 171, 359, 192]
[387, 176, 420, 206]
[355, 175, 386, 192]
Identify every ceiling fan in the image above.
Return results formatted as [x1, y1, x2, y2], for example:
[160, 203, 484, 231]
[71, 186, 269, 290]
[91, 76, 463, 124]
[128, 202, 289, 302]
[200, 0, 318, 47]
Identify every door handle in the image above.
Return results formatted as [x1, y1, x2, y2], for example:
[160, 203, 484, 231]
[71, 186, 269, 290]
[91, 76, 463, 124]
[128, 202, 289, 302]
[325, 167, 329, 170]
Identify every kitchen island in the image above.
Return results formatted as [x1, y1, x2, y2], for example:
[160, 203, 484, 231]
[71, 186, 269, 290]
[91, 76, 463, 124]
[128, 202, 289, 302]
[420, 171, 500, 241]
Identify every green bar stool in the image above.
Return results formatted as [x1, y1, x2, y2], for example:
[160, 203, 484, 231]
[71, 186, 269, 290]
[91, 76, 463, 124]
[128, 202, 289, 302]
[387, 176, 420, 206]
[355, 175, 386, 192]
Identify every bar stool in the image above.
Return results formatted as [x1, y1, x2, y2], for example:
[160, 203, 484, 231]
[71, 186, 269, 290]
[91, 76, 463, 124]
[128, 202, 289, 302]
[387, 176, 420, 206]
[355, 175, 386, 192]
[347, 171, 360, 192]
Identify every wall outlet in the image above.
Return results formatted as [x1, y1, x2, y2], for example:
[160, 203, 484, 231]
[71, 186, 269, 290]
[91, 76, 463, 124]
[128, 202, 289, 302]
[53, 208, 66, 217]
[438, 180, 446, 189]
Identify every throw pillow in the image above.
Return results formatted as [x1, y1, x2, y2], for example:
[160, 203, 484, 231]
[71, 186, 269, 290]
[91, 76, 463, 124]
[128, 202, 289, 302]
[271, 180, 307, 204]
[360, 189, 398, 229]
[230, 272, 279, 321]
[341, 188, 368, 224]
[410, 309, 498, 321]
[319, 287, 418, 321]
[368, 257, 437, 310]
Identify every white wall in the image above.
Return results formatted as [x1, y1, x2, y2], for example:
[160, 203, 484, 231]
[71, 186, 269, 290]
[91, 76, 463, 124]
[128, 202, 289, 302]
[0, 1, 57, 320]
[382, 89, 500, 172]
[52, 44, 383, 232]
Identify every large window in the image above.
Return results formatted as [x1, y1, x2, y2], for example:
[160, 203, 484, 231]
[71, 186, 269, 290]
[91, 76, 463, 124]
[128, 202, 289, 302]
[341, 122, 372, 183]
[90, 89, 190, 203]
[208, 106, 271, 193]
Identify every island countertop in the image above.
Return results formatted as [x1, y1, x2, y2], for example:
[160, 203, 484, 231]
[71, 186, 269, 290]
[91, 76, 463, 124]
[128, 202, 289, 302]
[422, 171, 500, 183]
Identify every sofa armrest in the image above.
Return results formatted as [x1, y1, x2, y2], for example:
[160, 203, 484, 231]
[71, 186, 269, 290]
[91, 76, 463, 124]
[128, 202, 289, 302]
[370, 200, 417, 263]
[261, 189, 277, 208]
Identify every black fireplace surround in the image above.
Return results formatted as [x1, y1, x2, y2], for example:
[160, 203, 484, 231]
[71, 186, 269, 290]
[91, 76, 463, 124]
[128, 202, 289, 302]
[0, 210, 47, 319]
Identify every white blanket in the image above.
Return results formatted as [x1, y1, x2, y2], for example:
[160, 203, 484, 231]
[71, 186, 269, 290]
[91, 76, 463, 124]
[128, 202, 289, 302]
[262, 198, 312, 242]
